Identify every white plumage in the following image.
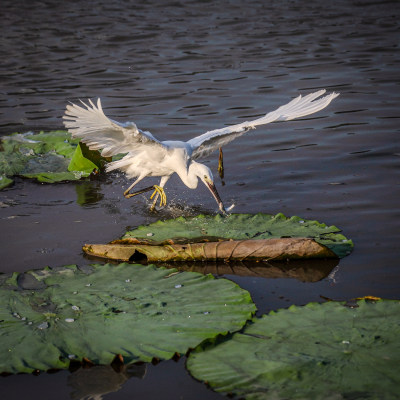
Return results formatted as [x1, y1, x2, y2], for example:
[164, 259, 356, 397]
[63, 90, 339, 213]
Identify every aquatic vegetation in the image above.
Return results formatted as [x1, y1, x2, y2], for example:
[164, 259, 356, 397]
[121, 213, 353, 258]
[0, 131, 104, 185]
[0, 263, 255, 374]
[0, 175, 13, 189]
[84, 237, 337, 263]
[187, 298, 400, 400]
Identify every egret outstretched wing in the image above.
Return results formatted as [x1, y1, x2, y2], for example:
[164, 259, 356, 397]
[188, 90, 339, 159]
[63, 98, 164, 157]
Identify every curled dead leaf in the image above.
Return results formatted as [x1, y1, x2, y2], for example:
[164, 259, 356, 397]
[83, 238, 337, 263]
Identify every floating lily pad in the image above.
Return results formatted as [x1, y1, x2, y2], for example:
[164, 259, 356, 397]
[0, 175, 13, 189]
[0, 131, 106, 186]
[0, 263, 255, 374]
[187, 299, 400, 400]
[122, 213, 353, 258]
[68, 141, 109, 176]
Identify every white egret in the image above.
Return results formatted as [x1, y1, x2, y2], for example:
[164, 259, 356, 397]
[63, 90, 339, 213]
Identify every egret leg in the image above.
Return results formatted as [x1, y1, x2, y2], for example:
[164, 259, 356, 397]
[150, 176, 170, 211]
[125, 185, 157, 199]
[218, 147, 224, 179]
[123, 175, 146, 198]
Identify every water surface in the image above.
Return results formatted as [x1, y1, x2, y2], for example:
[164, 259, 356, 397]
[1, 0, 399, 399]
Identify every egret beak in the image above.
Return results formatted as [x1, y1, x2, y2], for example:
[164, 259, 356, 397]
[204, 178, 226, 214]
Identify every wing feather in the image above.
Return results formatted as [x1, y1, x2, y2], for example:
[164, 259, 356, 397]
[63, 98, 164, 157]
[188, 90, 339, 159]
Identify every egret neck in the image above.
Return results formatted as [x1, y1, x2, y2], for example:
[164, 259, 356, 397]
[184, 161, 226, 214]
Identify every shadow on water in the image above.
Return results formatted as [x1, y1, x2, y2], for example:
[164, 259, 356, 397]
[1, 357, 223, 400]
[83, 253, 338, 283]
[161, 258, 339, 282]
[68, 359, 147, 400]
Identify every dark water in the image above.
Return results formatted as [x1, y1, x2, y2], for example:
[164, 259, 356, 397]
[1, 0, 399, 398]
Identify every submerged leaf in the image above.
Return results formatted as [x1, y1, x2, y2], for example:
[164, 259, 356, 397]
[187, 299, 400, 400]
[0, 263, 255, 374]
[122, 213, 353, 258]
[0, 145, 28, 176]
[21, 171, 84, 183]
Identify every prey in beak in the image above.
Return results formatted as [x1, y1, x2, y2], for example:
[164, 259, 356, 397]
[202, 176, 226, 215]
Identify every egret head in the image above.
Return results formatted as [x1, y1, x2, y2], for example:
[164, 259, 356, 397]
[192, 162, 226, 214]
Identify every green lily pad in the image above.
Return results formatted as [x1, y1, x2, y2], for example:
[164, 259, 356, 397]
[68, 141, 109, 175]
[0, 131, 107, 186]
[122, 213, 353, 258]
[0, 263, 255, 374]
[187, 299, 400, 400]
[0, 175, 13, 189]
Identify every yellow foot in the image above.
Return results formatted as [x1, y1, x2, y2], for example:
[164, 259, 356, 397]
[150, 185, 167, 207]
